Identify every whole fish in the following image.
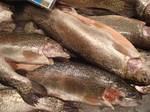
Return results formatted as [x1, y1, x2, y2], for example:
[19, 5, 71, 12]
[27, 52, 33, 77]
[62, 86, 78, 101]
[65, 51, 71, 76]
[59, 0, 136, 17]
[0, 33, 69, 105]
[27, 61, 142, 108]
[88, 15, 150, 50]
[0, 2, 13, 23]
[59, 0, 150, 24]
[23, 6, 150, 85]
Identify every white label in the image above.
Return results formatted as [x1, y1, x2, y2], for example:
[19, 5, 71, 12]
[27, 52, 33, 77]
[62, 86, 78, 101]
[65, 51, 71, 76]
[28, 0, 56, 9]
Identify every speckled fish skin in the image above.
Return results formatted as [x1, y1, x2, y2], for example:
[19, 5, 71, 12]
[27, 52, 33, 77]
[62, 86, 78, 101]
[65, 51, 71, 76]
[23, 6, 150, 85]
[60, 0, 150, 24]
[0, 33, 69, 64]
[88, 15, 150, 50]
[138, 49, 150, 63]
[59, 0, 136, 17]
[27, 61, 142, 108]
[0, 33, 69, 106]
[0, 87, 65, 112]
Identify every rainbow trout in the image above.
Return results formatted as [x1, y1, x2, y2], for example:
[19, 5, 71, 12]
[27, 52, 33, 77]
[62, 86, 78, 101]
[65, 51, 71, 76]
[59, 0, 150, 24]
[23, 6, 150, 85]
[88, 15, 150, 50]
[0, 33, 69, 106]
[59, 0, 136, 17]
[26, 61, 142, 109]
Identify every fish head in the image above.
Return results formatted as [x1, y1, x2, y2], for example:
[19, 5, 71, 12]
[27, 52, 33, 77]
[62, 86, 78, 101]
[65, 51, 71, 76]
[102, 84, 142, 108]
[41, 40, 70, 59]
[127, 58, 150, 85]
[135, 63, 150, 85]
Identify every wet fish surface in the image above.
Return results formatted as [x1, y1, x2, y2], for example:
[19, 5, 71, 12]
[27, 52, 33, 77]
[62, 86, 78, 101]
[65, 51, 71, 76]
[76, 8, 118, 16]
[88, 15, 150, 50]
[27, 61, 141, 108]
[59, 0, 150, 24]
[0, 33, 69, 67]
[59, 0, 136, 17]
[23, 6, 150, 85]
[0, 33, 69, 106]
[0, 87, 65, 112]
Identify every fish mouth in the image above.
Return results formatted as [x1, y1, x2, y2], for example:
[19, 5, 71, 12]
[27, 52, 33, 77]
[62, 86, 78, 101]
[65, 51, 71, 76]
[118, 98, 140, 107]
[135, 85, 150, 94]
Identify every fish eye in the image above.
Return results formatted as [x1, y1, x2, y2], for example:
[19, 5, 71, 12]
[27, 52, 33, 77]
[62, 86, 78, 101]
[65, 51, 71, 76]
[127, 92, 136, 97]
[143, 78, 147, 82]
[142, 76, 148, 83]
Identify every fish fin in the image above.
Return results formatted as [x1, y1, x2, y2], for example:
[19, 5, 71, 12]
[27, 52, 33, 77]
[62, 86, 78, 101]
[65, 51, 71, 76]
[15, 64, 43, 71]
[22, 51, 51, 64]
[31, 80, 48, 97]
[102, 97, 114, 110]
[20, 91, 39, 106]
[2, 47, 51, 64]
[20, 80, 47, 106]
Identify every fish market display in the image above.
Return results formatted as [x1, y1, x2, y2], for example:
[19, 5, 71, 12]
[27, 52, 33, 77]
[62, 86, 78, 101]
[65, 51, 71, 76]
[88, 15, 150, 50]
[23, 5, 150, 85]
[0, 1, 150, 112]
[27, 61, 141, 108]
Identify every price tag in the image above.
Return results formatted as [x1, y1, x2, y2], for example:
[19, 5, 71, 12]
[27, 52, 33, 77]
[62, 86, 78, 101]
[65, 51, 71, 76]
[28, 0, 56, 9]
